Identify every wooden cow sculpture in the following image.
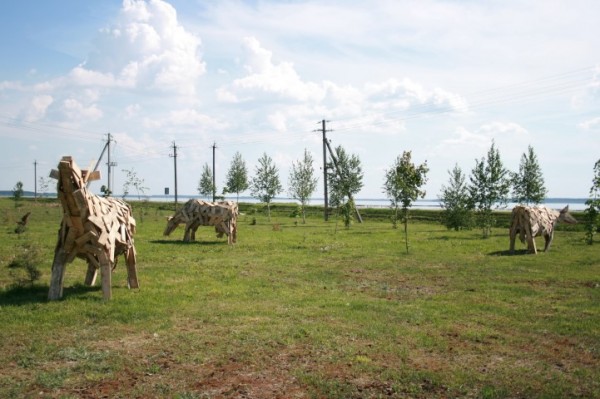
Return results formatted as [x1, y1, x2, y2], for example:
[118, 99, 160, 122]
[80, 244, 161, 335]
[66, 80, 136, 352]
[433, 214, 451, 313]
[48, 156, 139, 300]
[509, 205, 577, 254]
[164, 199, 238, 244]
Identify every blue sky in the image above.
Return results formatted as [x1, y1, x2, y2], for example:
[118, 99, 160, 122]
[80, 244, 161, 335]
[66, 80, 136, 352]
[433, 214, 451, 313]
[1, 0, 599, 201]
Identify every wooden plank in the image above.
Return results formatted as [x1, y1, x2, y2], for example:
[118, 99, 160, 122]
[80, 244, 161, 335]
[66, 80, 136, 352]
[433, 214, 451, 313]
[83, 243, 103, 257]
[87, 170, 101, 181]
[70, 216, 84, 234]
[87, 215, 104, 231]
[72, 189, 89, 217]
[49, 169, 59, 179]
[70, 159, 82, 182]
[75, 230, 97, 248]
[97, 230, 109, 246]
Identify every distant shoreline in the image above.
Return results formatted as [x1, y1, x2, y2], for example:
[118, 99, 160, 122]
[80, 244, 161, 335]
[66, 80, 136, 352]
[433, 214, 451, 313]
[2, 192, 590, 211]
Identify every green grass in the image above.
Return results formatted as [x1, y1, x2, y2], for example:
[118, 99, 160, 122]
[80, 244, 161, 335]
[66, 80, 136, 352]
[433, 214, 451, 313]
[0, 198, 598, 398]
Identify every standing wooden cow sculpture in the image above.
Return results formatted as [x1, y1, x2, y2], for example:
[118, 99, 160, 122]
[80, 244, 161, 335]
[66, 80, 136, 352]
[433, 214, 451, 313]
[509, 205, 577, 254]
[164, 199, 238, 244]
[48, 156, 139, 300]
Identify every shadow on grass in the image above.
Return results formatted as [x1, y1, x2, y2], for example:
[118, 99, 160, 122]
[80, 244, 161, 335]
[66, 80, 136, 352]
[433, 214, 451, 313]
[0, 283, 101, 306]
[150, 239, 226, 246]
[488, 249, 531, 256]
[2, 284, 104, 305]
[430, 235, 484, 241]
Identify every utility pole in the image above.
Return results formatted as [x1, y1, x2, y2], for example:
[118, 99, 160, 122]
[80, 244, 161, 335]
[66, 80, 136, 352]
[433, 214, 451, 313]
[212, 142, 217, 202]
[170, 141, 178, 210]
[33, 160, 37, 202]
[319, 120, 332, 221]
[106, 133, 117, 196]
[89, 137, 109, 189]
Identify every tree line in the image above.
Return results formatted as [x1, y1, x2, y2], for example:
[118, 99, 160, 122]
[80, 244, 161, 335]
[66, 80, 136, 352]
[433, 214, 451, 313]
[12, 142, 599, 247]
[194, 141, 600, 248]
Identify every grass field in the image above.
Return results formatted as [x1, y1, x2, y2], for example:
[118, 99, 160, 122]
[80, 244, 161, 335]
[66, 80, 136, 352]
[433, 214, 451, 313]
[0, 198, 598, 398]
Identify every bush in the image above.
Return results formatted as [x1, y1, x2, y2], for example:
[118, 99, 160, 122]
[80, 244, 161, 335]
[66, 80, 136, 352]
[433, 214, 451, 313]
[7, 242, 43, 287]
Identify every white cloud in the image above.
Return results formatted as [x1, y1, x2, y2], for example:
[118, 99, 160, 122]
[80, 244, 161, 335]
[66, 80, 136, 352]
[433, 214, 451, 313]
[0, 81, 25, 91]
[143, 108, 228, 130]
[219, 37, 325, 103]
[578, 117, 600, 131]
[438, 122, 529, 159]
[62, 98, 103, 121]
[125, 103, 141, 118]
[25, 95, 54, 122]
[443, 126, 490, 147]
[364, 78, 468, 113]
[478, 121, 528, 138]
[268, 111, 287, 132]
[60, 0, 206, 96]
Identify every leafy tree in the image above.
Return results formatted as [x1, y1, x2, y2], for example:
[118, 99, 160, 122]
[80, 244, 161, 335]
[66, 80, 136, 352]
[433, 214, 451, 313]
[512, 145, 547, 205]
[288, 149, 318, 224]
[468, 141, 511, 238]
[122, 168, 148, 200]
[250, 153, 283, 221]
[223, 152, 249, 202]
[100, 185, 112, 198]
[584, 159, 600, 244]
[38, 176, 51, 198]
[383, 151, 429, 253]
[327, 145, 364, 227]
[12, 181, 24, 207]
[197, 163, 216, 200]
[439, 164, 473, 231]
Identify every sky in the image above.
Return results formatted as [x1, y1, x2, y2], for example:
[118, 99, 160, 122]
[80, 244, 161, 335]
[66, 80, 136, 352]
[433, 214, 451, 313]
[1, 0, 599, 202]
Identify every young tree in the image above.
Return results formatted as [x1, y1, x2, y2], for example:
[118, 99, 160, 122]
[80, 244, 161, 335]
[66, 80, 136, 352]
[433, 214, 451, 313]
[512, 145, 547, 205]
[288, 149, 318, 224]
[439, 164, 473, 231]
[38, 176, 51, 198]
[327, 145, 364, 227]
[468, 141, 511, 238]
[100, 185, 112, 198]
[12, 181, 24, 207]
[584, 159, 600, 244]
[223, 152, 249, 202]
[250, 153, 282, 221]
[383, 151, 429, 253]
[197, 163, 215, 199]
[122, 168, 148, 200]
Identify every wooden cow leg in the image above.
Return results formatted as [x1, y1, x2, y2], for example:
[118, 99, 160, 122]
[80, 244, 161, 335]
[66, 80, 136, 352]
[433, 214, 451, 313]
[525, 223, 537, 254]
[125, 246, 139, 289]
[84, 263, 98, 286]
[544, 232, 554, 252]
[48, 246, 69, 300]
[509, 227, 517, 254]
[98, 251, 112, 300]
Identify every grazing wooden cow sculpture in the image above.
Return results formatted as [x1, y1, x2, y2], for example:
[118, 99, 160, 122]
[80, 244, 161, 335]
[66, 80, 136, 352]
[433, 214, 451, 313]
[509, 205, 577, 254]
[48, 156, 139, 300]
[164, 199, 238, 244]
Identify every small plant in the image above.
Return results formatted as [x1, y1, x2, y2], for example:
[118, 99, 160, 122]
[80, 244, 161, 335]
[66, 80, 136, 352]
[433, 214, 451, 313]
[7, 242, 43, 287]
[584, 159, 600, 245]
[340, 199, 355, 229]
[12, 181, 24, 208]
[100, 185, 112, 198]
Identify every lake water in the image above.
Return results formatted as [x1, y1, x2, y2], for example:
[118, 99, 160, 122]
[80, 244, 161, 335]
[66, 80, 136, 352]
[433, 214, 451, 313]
[137, 195, 589, 211]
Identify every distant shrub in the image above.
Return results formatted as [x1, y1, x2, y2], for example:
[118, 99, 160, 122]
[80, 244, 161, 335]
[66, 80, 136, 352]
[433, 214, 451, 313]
[7, 242, 43, 287]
